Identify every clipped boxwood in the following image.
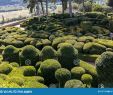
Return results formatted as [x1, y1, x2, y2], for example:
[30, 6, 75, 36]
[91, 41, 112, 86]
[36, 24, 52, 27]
[2, 45, 19, 62]
[57, 43, 79, 70]
[19, 45, 40, 66]
[71, 67, 85, 79]
[40, 46, 57, 61]
[95, 51, 113, 84]
[81, 74, 93, 88]
[74, 42, 84, 52]
[55, 68, 71, 87]
[83, 42, 106, 54]
[64, 79, 84, 88]
[23, 66, 36, 76]
[80, 21, 92, 32]
[80, 60, 98, 87]
[0, 63, 13, 75]
[40, 59, 61, 85]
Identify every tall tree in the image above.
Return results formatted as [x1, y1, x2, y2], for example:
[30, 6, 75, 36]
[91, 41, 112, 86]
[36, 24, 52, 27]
[23, 0, 45, 15]
[61, 0, 68, 14]
[69, 0, 72, 17]
[46, 0, 49, 15]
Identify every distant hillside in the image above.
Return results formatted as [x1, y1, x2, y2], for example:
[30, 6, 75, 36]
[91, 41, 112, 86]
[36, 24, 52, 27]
[0, 0, 23, 6]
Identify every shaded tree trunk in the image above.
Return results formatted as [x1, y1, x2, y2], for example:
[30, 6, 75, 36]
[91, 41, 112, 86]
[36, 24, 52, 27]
[46, 0, 48, 15]
[40, 0, 45, 15]
[69, 0, 72, 17]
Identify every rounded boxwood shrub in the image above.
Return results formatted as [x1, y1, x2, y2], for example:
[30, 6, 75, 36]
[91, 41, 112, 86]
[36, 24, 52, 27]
[71, 67, 85, 79]
[55, 68, 71, 87]
[81, 74, 93, 88]
[2, 45, 19, 62]
[40, 46, 57, 61]
[40, 59, 61, 85]
[10, 62, 19, 67]
[95, 51, 113, 83]
[64, 79, 84, 88]
[23, 66, 36, 76]
[57, 43, 79, 70]
[0, 63, 13, 74]
[83, 42, 106, 54]
[19, 45, 40, 66]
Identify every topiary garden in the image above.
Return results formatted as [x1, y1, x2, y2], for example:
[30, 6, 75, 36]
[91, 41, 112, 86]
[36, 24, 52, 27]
[0, 10, 113, 88]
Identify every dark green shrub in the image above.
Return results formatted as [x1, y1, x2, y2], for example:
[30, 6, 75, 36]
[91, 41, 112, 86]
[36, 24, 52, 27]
[0, 63, 13, 75]
[55, 68, 71, 87]
[24, 38, 35, 45]
[10, 62, 19, 67]
[81, 74, 93, 88]
[80, 21, 92, 32]
[19, 45, 40, 66]
[92, 26, 110, 36]
[40, 46, 57, 61]
[96, 52, 113, 84]
[23, 66, 36, 76]
[57, 43, 79, 70]
[63, 18, 78, 26]
[84, 12, 106, 19]
[40, 59, 61, 85]
[83, 42, 106, 54]
[64, 79, 84, 88]
[41, 39, 51, 46]
[71, 67, 85, 79]
[12, 40, 24, 48]
[2, 45, 19, 62]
